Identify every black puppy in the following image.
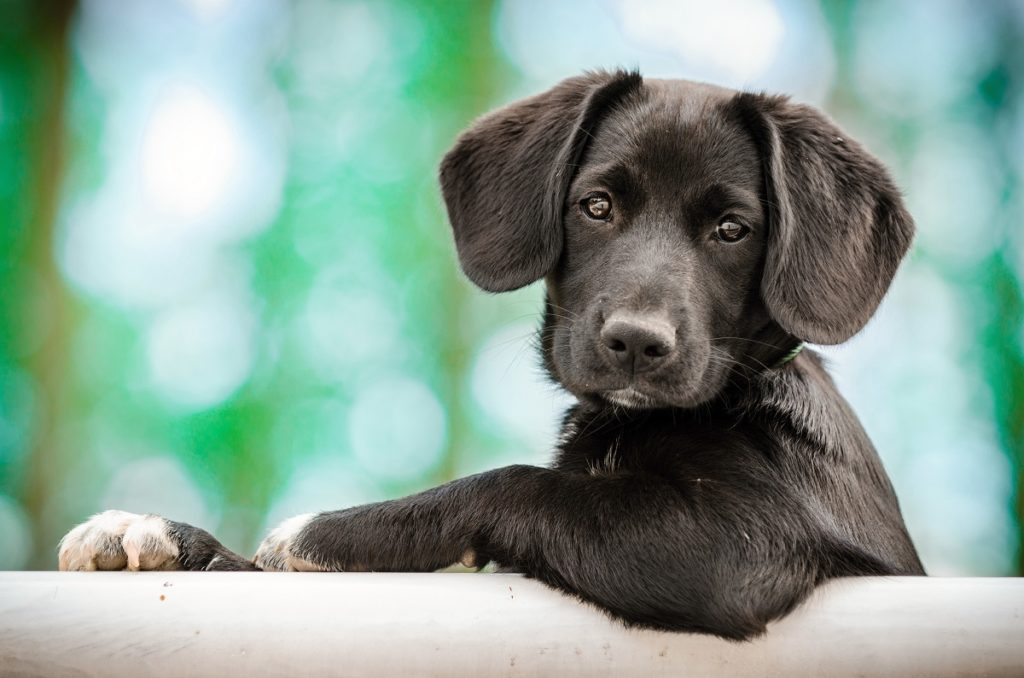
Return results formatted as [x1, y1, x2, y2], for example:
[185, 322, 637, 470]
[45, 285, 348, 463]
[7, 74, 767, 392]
[58, 71, 924, 640]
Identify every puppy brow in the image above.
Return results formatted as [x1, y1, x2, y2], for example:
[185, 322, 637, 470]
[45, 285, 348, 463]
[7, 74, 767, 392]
[695, 183, 762, 220]
[575, 164, 640, 197]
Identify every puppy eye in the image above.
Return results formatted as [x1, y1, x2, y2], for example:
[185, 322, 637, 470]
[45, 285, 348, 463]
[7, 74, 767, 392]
[581, 193, 612, 220]
[715, 219, 749, 243]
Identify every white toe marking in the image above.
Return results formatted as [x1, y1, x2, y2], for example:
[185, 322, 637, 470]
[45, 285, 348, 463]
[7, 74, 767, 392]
[58, 510, 179, 572]
[254, 513, 319, 572]
[59, 510, 136, 571]
[122, 515, 179, 571]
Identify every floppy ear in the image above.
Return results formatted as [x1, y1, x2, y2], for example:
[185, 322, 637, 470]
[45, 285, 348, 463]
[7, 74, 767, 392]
[732, 93, 915, 344]
[439, 70, 643, 292]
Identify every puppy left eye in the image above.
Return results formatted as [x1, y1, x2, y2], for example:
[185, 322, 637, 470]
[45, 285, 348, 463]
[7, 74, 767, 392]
[581, 193, 613, 220]
[715, 220, 749, 243]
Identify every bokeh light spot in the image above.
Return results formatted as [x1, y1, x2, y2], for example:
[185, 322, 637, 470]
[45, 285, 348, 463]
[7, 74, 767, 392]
[470, 322, 574, 457]
[184, 0, 233, 22]
[100, 455, 216, 530]
[263, 455, 383, 535]
[909, 125, 1003, 269]
[301, 280, 404, 381]
[349, 377, 447, 482]
[0, 495, 32, 569]
[852, 2, 994, 117]
[616, 0, 783, 83]
[145, 288, 257, 410]
[0, 366, 37, 466]
[141, 83, 241, 221]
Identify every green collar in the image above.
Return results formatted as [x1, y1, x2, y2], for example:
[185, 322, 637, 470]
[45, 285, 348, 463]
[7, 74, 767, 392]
[773, 342, 805, 369]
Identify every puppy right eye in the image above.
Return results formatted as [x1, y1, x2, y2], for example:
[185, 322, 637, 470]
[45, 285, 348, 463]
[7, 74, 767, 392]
[581, 193, 613, 220]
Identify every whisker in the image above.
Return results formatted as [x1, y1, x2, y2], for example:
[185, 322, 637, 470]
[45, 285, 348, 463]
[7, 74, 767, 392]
[710, 336, 786, 349]
[709, 342, 778, 374]
[547, 303, 582, 321]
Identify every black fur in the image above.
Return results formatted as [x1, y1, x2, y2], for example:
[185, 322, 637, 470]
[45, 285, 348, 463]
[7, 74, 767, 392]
[165, 521, 258, 571]
[126, 71, 925, 640]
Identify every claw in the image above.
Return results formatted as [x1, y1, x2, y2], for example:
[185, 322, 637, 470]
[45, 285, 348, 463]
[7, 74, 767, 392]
[459, 549, 477, 568]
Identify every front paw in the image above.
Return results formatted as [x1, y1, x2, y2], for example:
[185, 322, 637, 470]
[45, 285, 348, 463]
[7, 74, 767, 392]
[254, 514, 326, 571]
[58, 510, 180, 571]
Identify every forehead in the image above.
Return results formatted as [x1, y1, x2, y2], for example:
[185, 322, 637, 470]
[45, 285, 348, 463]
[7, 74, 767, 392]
[581, 82, 761, 196]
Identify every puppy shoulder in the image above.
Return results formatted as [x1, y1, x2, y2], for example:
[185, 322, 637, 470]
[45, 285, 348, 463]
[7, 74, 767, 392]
[746, 351, 870, 459]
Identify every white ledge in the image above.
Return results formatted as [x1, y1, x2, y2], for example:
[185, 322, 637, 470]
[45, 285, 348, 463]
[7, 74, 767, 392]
[1, 573, 1022, 677]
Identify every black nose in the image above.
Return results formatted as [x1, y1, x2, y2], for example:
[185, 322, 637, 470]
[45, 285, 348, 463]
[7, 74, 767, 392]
[600, 313, 676, 374]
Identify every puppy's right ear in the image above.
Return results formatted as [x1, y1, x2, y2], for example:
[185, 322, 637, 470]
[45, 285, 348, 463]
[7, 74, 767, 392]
[730, 93, 915, 344]
[439, 70, 642, 292]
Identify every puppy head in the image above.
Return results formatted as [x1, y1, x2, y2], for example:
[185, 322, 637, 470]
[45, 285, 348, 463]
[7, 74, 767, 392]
[440, 72, 914, 410]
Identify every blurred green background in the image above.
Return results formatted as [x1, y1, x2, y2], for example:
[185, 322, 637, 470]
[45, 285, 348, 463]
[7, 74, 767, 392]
[0, 0, 1021, 575]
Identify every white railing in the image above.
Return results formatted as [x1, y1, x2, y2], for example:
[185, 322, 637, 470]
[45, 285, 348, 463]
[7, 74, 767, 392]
[1, 573, 1022, 677]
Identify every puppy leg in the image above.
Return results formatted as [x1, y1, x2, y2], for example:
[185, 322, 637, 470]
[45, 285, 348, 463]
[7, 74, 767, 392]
[254, 465, 820, 638]
[253, 474, 508, 573]
[254, 501, 477, 573]
[58, 510, 257, 571]
[253, 514, 326, 571]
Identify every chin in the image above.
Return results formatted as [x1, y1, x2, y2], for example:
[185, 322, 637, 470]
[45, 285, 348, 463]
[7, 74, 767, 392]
[579, 360, 731, 414]
[577, 367, 728, 411]
[601, 387, 662, 409]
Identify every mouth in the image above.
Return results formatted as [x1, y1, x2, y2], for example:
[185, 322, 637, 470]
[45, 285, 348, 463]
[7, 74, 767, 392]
[601, 387, 662, 409]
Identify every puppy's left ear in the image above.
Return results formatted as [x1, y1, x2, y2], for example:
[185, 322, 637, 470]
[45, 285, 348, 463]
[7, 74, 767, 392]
[732, 94, 915, 344]
[439, 70, 643, 292]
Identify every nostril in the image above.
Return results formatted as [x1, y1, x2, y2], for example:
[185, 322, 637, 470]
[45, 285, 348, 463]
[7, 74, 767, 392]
[643, 343, 669, 358]
[606, 338, 627, 353]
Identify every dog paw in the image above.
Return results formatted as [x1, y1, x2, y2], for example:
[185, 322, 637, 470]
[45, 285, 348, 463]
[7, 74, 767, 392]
[254, 513, 326, 571]
[58, 510, 180, 571]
